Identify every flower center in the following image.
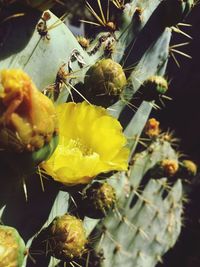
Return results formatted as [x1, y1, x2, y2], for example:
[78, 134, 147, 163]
[68, 138, 93, 156]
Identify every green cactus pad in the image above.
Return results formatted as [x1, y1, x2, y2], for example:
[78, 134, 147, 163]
[0, 225, 26, 267]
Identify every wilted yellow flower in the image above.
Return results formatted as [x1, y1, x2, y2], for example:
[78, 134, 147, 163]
[41, 102, 129, 185]
[0, 69, 58, 152]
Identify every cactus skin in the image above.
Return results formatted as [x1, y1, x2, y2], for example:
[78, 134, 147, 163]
[0, 1, 195, 266]
[0, 225, 26, 267]
[89, 139, 183, 267]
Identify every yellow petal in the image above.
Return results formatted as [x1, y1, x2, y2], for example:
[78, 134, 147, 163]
[41, 101, 130, 185]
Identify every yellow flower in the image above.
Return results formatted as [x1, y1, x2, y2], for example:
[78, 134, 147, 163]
[41, 102, 129, 185]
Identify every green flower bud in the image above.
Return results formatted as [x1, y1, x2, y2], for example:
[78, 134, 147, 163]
[143, 75, 168, 101]
[83, 182, 116, 219]
[47, 214, 87, 260]
[84, 59, 127, 107]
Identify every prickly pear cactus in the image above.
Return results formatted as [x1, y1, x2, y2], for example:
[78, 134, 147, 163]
[0, 0, 196, 266]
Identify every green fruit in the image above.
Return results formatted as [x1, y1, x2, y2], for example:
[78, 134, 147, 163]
[83, 182, 116, 219]
[0, 225, 26, 267]
[47, 214, 87, 260]
[84, 59, 127, 107]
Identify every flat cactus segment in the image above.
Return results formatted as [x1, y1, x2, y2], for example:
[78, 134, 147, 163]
[129, 140, 178, 188]
[114, 0, 162, 62]
[87, 137, 182, 267]
[124, 101, 152, 155]
[81, 100, 154, 238]
[91, 179, 183, 267]
[110, 28, 171, 118]
[0, 11, 91, 90]
[128, 28, 171, 91]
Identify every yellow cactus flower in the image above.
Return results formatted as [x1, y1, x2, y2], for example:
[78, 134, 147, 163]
[0, 69, 58, 152]
[41, 102, 129, 185]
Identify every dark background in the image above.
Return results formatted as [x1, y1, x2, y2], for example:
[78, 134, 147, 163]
[155, 4, 200, 267]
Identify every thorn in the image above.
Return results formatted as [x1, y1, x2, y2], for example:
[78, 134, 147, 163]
[80, 19, 101, 27]
[85, 1, 105, 26]
[150, 102, 161, 110]
[138, 227, 150, 240]
[97, 0, 106, 24]
[170, 51, 181, 68]
[0, 13, 26, 24]
[97, 232, 105, 250]
[86, 250, 90, 267]
[71, 260, 82, 267]
[177, 22, 192, 27]
[155, 235, 163, 245]
[161, 95, 172, 101]
[106, 0, 110, 22]
[170, 48, 192, 59]
[22, 178, 28, 202]
[171, 26, 193, 40]
[156, 255, 163, 263]
[70, 195, 78, 208]
[170, 42, 190, 49]
[38, 167, 45, 192]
